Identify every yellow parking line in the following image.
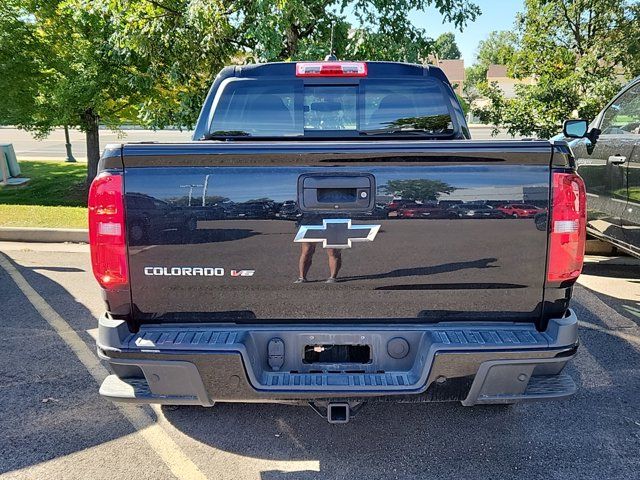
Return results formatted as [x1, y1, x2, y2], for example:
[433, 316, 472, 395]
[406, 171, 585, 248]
[0, 253, 207, 480]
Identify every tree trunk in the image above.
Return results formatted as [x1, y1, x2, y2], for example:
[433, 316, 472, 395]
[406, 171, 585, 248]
[279, 23, 300, 59]
[84, 109, 100, 184]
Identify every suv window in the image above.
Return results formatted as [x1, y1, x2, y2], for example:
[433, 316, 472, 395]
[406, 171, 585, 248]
[600, 83, 640, 135]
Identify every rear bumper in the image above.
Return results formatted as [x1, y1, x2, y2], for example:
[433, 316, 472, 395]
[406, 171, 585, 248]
[97, 311, 579, 406]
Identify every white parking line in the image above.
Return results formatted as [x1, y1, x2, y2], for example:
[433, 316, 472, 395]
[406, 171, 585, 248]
[0, 253, 207, 480]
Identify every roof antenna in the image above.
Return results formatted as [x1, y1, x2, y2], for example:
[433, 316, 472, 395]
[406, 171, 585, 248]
[324, 21, 337, 61]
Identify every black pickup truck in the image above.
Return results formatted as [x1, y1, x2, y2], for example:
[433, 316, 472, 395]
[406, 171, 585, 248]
[91, 61, 585, 423]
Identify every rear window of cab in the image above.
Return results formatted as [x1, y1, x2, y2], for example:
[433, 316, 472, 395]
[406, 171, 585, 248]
[207, 78, 456, 138]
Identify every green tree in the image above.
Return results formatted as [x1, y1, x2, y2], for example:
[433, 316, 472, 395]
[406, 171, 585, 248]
[2, 0, 482, 182]
[464, 30, 517, 97]
[475, 30, 517, 68]
[343, 1, 479, 62]
[101, 0, 482, 127]
[433, 32, 461, 59]
[0, 0, 150, 182]
[474, 0, 640, 138]
[383, 179, 455, 201]
[387, 114, 452, 131]
[90, 0, 235, 131]
[0, 3, 40, 129]
[456, 94, 470, 115]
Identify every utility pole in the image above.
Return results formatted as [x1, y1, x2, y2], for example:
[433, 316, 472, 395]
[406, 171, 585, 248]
[180, 183, 204, 206]
[64, 126, 76, 163]
[202, 174, 210, 206]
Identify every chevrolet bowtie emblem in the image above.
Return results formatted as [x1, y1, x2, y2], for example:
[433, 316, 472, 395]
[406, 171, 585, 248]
[294, 219, 381, 249]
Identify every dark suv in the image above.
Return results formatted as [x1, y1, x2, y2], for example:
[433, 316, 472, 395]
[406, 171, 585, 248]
[562, 77, 640, 257]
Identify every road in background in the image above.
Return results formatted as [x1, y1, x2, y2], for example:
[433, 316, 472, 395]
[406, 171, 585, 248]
[0, 128, 192, 161]
[0, 127, 519, 162]
[0, 242, 638, 480]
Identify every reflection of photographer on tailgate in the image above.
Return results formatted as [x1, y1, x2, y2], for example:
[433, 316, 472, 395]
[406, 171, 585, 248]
[294, 212, 342, 284]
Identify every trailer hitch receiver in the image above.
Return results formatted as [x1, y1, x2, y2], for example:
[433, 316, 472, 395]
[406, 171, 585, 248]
[309, 401, 365, 424]
[327, 403, 350, 424]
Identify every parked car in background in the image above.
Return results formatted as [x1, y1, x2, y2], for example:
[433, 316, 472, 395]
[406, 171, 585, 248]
[497, 204, 546, 218]
[561, 76, 639, 258]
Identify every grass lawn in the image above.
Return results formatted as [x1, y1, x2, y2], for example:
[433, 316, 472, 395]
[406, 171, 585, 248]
[0, 161, 88, 228]
[0, 204, 87, 228]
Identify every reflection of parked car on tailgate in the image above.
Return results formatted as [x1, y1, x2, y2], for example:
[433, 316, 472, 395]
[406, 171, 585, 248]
[230, 201, 275, 219]
[397, 204, 457, 219]
[126, 193, 198, 243]
[559, 76, 640, 258]
[497, 204, 545, 218]
[276, 200, 302, 220]
[355, 203, 389, 219]
[449, 203, 505, 219]
[387, 199, 419, 212]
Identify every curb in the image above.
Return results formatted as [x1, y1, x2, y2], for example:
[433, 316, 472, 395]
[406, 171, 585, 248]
[0, 227, 88, 243]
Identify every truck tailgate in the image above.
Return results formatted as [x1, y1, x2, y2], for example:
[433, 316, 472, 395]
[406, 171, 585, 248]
[122, 141, 552, 323]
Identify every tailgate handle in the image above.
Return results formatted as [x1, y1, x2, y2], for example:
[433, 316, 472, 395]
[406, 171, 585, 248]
[298, 173, 375, 212]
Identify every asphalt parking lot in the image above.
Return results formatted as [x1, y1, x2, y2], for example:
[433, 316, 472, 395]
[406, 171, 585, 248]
[0, 242, 639, 480]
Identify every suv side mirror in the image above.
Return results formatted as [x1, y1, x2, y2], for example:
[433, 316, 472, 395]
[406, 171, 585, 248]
[563, 119, 589, 138]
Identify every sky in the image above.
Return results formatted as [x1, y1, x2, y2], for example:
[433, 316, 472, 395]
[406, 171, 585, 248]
[410, 0, 524, 64]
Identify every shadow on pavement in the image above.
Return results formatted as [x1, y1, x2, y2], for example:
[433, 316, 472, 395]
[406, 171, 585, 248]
[582, 261, 640, 281]
[578, 262, 640, 327]
[2, 250, 639, 479]
[0, 254, 139, 474]
[162, 272, 640, 479]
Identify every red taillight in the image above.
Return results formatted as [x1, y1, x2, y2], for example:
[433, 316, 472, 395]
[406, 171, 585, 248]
[88, 172, 128, 290]
[296, 62, 368, 77]
[547, 172, 586, 283]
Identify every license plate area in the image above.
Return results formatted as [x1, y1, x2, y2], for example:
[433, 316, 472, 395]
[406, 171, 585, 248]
[303, 344, 371, 364]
